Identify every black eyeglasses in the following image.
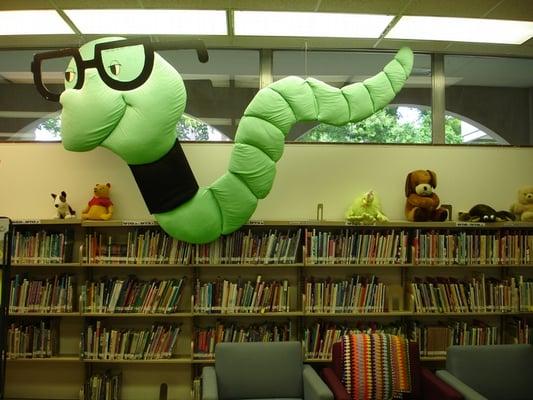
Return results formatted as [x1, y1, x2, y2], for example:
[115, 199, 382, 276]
[31, 37, 209, 102]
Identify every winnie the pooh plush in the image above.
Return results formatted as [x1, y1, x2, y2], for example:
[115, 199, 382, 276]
[510, 186, 533, 221]
[405, 170, 448, 222]
[81, 183, 114, 220]
[345, 190, 388, 224]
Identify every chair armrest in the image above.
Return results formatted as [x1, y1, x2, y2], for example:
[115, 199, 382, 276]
[201, 366, 218, 400]
[303, 364, 334, 400]
[436, 370, 488, 400]
[420, 367, 464, 400]
[320, 367, 350, 400]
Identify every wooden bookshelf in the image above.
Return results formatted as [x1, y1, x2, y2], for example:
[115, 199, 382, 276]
[6, 219, 533, 399]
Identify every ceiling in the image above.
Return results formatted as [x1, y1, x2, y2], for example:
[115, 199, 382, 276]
[0, 0, 532, 57]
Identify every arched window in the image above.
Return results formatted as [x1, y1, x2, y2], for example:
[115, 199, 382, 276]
[295, 105, 507, 144]
[20, 112, 230, 142]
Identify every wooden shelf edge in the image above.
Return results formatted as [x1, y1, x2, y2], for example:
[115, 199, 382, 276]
[82, 358, 192, 364]
[7, 356, 80, 362]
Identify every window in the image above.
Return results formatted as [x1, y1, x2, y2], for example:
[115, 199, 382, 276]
[273, 50, 432, 143]
[444, 55, 533, 145]
[0, 48, 258, 142]
[19, 112, 229, 142]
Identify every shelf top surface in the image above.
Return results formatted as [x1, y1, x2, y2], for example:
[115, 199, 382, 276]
[10, 219, 533, 229]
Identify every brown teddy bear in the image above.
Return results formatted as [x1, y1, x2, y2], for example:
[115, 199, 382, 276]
[405, 170, 448, 222]
[81, 183, 114, 220]
[510, 186, 533, 221]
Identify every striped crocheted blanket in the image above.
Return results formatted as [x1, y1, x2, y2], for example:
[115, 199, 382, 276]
[341, 333, 411, 400]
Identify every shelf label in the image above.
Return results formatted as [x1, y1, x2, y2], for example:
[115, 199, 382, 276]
[122, 220, 158, 226]
[455, 222, 486, 227]
[12, 219, 41, 225]
[247, 220, 265, 225]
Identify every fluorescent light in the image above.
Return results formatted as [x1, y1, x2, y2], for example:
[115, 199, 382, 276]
[234, 11, 393, 38]
[65, 9, 227, 35]
[0, 10, 74, 35]
[386, 16, 533, 44]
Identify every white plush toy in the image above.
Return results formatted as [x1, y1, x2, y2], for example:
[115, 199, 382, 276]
[51, 191, 76, 219]
[345, 190, 389, 224]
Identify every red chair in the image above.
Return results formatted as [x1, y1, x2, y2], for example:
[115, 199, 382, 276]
[321, 339, 463, 400]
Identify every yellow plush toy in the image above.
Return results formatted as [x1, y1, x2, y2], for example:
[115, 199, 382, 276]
[81, 183, 114, 220]
[345, 190, 388, 224]
[510, 186, 533, 221]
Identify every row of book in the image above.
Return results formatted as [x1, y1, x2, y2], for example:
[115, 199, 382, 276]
[193, 229, 302, 265]
[12, 226, 533, 266]
[412, 230, 533, 265]
[507, 317, 531, 344]
[409, 275, 533, 313]
[304, 276, 387, 313]
[80, 277, 186, 314]
[81, 322, 181, 360]
[411, 321, 499, 356]
[6, 320, 531, 361]
[303, 321, 407, 359]
[304, 229, 408, 265]
[11, 230, 72, 264]
[193, 276, 290, 313]
[9, 274, 74, 313]
[80, 371, 121, 400]
[193, 321, 292, 357]
[7, 321, 55, 359]
[84, 230, 182, 265]
[82, 229, 302, 265]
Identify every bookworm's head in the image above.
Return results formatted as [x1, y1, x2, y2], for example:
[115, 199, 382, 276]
[31, 37, 207, 165]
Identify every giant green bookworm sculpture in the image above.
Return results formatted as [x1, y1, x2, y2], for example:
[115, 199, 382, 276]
[32, 37, 413, 244]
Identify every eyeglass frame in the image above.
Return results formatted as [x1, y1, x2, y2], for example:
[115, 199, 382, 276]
[31, 36, 209, 102]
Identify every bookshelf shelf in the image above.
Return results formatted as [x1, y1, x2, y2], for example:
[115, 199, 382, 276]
[12, 219, 82, 226]
[7, 356, 80, 363]
[412, 311, 531, 316]
[82, 358, 192, 364]
[7, 219, 533, 399]
[303, 311, 411, 317]
[9, 312, 81, 317]
[193, 263, 303, 268]
[305, 358, 332, 363]
[193, 311, 303, 317]
[11, 263, 83, 268]
[81, 263, 193, 268]
[81, 312, 193, 318]
[420, 356, 447, 361]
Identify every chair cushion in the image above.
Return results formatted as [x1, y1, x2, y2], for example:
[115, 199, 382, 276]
[446, 344, 533, 400]
[215, 342, 303, 399]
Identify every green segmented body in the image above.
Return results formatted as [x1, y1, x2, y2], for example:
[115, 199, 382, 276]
[156, 47, 414, 243]
[56, 38, 412, 244]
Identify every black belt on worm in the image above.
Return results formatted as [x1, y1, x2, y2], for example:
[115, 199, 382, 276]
[129, 140, 199, 214]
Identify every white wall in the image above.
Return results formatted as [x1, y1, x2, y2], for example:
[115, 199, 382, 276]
[1, 142, 532, 221]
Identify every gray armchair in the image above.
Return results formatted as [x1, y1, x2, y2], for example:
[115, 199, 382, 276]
[436, 344, 533, 400]
[201, 341, 333, 400]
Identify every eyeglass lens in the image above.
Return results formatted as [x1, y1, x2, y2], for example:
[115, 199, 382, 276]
[38, 55, 79, 99]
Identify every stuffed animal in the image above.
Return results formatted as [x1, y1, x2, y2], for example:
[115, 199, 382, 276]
[81, 183, 114, 220]
[510, 186, 533, 221]
[345, 190, 388, 224]
[404, 170, 448, 222]
[459, 204, 515, 222]
[51, 191, 75, 219]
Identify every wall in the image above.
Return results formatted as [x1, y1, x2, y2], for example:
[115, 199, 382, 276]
[1, 142, 532, 222]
